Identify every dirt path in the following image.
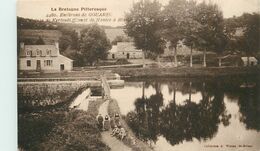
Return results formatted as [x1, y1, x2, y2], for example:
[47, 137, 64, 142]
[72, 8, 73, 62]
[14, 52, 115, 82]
[98, 100, 132, 151]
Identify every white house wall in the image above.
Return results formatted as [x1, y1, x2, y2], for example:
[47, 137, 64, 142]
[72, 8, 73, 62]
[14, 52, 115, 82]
[107, 51, 143, 59]
[19, 56, 73, 71]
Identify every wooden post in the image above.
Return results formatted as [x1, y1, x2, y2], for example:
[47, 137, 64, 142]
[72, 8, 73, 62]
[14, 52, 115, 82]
[174, 47, 178, 67]
[190, 46, 193, 67]
[203, 49, 206, 67]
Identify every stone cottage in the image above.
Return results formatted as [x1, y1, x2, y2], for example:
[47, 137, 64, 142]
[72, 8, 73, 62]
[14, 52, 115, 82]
[107, 42, 143, 60]
[18, 42, 73, 72]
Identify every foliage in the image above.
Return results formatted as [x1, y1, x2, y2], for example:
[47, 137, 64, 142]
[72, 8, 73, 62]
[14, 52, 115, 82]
[161, 0, 200, 66]
[41, 110, 109, 151]
[17, 17, 58, 30]
[224, 13, 260, 58]
[18, 86, 109, 151]
[18, 112, 64, 150]
[193, 2, 227, 54]
[162, 0, 197, 49]
[79, 24, 111, 65]
[18, 110, 109, 151]
[58, 27, 79, 52]
[125, 0, 165, 55]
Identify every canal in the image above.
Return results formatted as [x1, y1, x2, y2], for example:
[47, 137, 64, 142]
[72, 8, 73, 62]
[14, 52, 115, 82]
[110, 77, 260, 151]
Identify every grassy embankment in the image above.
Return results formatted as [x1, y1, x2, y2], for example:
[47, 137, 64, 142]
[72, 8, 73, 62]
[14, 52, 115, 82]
[107, 99, 153, 151]
[18, 87, 109, 151]
[19, 66, 259, 80]
[112, 66, 260, 78]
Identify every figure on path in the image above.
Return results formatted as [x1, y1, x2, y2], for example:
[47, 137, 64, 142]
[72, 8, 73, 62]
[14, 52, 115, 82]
[114, 113, 120, 126]
[96, 114, 104, 130]
[110, 116, 116, 129]
[104, 115, 110, 131]
[119, 127, 126, 140]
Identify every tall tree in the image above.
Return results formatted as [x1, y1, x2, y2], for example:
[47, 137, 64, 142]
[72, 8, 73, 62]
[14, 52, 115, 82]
[162, 0, 198, 67]
[224, 13, 260, 65]
[182, 0, 201, 67]
[79, 24, 111, 66]
[125, 0, 165, 67]
[193, 2, 226, 67]
[242, 13, 260, 64]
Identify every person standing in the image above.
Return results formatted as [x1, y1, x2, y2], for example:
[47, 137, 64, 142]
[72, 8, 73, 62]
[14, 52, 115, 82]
[104, 115, 110, 131]
[114, 113, 120, 126]
[110, 116, 116, 129]
[96, 114, 104, 130]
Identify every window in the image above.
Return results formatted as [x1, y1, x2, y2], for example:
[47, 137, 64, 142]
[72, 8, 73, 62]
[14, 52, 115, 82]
[44, 60, 53, 66]
[26, 51, 32, 56]
[37, 50, 42, 56]
[26, 60, 31, 67]
[47, 50, 51, 55]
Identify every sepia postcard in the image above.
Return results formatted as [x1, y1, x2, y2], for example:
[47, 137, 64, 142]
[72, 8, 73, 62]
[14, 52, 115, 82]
[17, 0, 259, 151]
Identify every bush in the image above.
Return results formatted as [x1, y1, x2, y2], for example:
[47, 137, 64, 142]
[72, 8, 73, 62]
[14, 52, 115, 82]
[18, 110, 109, 151]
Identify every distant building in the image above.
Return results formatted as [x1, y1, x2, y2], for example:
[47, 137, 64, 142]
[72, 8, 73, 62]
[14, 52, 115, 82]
[240, 57, 258, 66]
[162, 41, 215, 57]
[19, 42, 73, 72]
[107, 42, 143, 59]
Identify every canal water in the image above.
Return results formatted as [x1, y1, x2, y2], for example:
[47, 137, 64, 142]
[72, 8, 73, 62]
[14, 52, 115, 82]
[110, 77, 260, 151]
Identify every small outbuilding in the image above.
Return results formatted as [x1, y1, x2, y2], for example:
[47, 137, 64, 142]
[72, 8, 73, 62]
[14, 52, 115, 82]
[240, 57, 258, 66]
[107, 42, 143, 60]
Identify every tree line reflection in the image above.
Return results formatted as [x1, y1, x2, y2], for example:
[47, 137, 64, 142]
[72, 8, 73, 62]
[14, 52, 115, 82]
[125, 79, 259, 146]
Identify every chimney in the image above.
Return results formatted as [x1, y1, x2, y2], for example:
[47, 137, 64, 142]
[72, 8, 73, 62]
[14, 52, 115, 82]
[20, 42, 24, 49]
[55, 42, 59, 49]
[55, 42, 60, 55]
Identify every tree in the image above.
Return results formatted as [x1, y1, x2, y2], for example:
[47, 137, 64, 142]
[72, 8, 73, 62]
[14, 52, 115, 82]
[58, 35, 72, 52]
[242, 13, 260, 64]
[162, 0, 199, 67]
[58, 28, 79, 53]
[125, 0, 165, 67]
[182, 0, 201, 67]
[79, 24, 111, 66]
[224, 13, 260, 66]
[193, 2, 226, 67]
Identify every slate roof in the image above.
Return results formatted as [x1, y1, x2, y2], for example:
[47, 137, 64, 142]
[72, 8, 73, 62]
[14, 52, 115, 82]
[19, 44, 59, 57]
[117, 42, 142, 52]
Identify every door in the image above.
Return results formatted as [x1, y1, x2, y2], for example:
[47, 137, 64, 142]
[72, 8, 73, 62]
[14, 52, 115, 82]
[126, 53, 130, 59]
[36, 60, 41, 71]
[60, 64, 65, 71]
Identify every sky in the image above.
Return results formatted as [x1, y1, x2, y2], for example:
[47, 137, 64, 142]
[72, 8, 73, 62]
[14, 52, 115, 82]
[17, 0, 260, 26]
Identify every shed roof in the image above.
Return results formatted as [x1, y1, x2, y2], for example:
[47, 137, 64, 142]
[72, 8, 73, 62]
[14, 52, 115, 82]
[59, 54, 73, 61]
[117, 42, 142, 52]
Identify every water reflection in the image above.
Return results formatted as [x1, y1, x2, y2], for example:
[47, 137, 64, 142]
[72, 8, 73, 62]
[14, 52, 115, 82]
[238, 87, 260, 131]
[126, 81, 232, 145]
[110, 78, 260, 149]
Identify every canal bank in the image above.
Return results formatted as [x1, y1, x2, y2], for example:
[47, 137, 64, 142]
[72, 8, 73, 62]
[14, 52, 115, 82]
[112, 66, 260, 78]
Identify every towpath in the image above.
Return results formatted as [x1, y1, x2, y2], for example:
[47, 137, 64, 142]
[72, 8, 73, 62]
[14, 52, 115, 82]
[98, 100, 132, 151]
